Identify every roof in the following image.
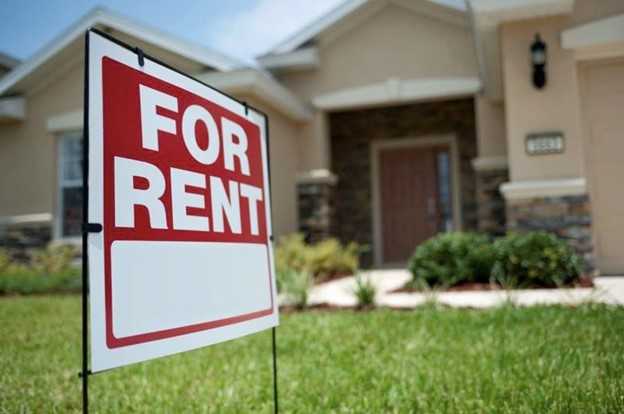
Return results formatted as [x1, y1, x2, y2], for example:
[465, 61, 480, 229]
[0, 8, 244, 96]
[0, 52, 20, 71]
[261, 0, 467, 58]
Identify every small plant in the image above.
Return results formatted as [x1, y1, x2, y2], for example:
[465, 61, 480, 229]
[408, 232, 495, 288]
[353, 273, 376, 309]
[492, 231, 583, 288]
[412, 277, 449, 308]
[279, 269, 313, 309]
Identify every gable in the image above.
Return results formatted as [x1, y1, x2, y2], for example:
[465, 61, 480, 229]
[280, 4, 478, 101]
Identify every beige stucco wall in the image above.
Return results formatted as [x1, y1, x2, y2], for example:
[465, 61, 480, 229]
[499, 0, 624, 183]
[501, 16, 585, 182]
[297, 110, 330, 171]
[474, 94, 506, 158]
[278, 4, 478, 172]
[235, 95, 300, 238]
[0, 62, 83, 220]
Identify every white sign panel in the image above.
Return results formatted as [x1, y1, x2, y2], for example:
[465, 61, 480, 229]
[86, 30, 278, 372]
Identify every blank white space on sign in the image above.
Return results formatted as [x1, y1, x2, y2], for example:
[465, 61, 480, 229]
[111, 241, 271, 338]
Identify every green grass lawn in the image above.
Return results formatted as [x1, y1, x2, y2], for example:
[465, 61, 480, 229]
[1, 297, 623, 413]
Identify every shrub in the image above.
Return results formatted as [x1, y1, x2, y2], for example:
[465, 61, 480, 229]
[0, 248, 11, 273]
[492, 231, 583, 288]
[274, 233, 359, 279]
[0, 244, 81, 295]
[0, 266, 80, 295]
[408, 232, 495, 288]
[278, 269, 313, 309]
[353, 273, 376, 309]
[31, 244, 78, 274]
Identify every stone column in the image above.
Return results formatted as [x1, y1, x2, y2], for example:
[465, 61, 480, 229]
[501, 179, 595, 271]
[472, 157, 509, 236]
[296, 169, 337, 244]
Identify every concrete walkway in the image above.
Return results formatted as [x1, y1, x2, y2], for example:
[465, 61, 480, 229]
[307, 269, 624, 308]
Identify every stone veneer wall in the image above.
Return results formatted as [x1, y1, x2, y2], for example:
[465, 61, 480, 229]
[297, 181, 335, 244]
[329, 98, 477, 266]
[475, 168, 508, 236]
[0, 225, 52, 259]
[506, 194, 595, 270]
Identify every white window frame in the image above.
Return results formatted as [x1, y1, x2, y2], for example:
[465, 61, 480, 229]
[55, 132, 83, 243]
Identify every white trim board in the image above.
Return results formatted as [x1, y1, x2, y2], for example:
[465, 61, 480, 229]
[313, 77, 481, 111]
[0, 213, 52, 227]
[196, 69, 312, 122]
[471, 156, 508, 171]
[47, 110, 83, 133]
[296, 169, 338, 185]
[500, 178, 587, 201]
[0, 96, 26, 121]
[257, 47, 320, 72]
[562, 13, 624, 61]
[370, 134, 462, 267]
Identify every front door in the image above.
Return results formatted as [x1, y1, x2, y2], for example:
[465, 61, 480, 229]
[378, 145, 452, 263]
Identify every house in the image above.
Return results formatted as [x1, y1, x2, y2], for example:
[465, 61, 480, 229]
[1, 0, 623, 274]
[0, 9, 309, 250]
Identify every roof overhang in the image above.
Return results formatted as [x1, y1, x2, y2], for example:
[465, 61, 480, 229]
[312, 77, 481, 111]
[468, 0, 575, 101]
[257, 47, 320, 73]
[0, 53, 20, 71]
[196, 69, 312, 122]
[562, 12, 624, 60]
[0, 96, 26, 122]
[0, 8, 243, 97]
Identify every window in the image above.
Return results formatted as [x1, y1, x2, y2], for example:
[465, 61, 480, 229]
[436, 149, 453, 232]
[58, 133, 83, 238]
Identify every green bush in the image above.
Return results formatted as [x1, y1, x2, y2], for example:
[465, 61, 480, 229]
[492, 231, 583, 288]
[31, 244, 78, 274]
[0, 244, 81, 295]
[274, 233, 359, 279]
[0, 248, 11, 273]
[0, 266, 80, 295]
[408, 232, 495, 288]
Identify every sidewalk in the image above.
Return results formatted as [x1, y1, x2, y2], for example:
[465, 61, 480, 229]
[307, 269, 624, 309]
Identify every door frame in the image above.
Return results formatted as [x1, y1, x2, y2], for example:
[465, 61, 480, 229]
[370, 134, 462, 267]
[578, 57, 624, 273]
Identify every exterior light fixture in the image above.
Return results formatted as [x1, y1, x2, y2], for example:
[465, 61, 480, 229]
[530, 33, 547, 89]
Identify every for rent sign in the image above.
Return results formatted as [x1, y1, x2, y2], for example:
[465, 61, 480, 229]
[86, 30, 278, 372]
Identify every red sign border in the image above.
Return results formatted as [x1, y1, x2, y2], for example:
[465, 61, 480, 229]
[98, 54, 276, 350]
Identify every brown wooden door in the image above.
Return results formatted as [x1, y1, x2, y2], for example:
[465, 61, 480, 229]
[379, 145, 444, 263]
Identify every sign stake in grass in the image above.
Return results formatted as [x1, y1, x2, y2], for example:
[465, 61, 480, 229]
[82, 28, 279, 413]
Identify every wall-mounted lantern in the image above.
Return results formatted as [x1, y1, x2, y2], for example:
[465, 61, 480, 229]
[530, 33, 547, 89]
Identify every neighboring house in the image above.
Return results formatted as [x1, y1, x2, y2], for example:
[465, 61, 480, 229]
[0, 52, 20, 78]
[1, 0, 623, 274]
